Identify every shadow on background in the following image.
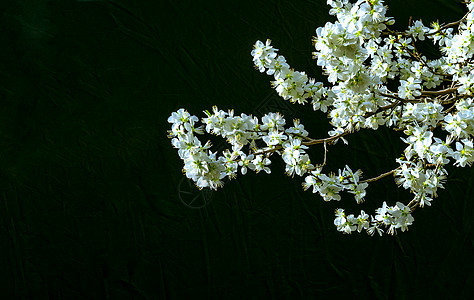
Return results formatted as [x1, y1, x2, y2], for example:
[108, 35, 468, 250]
[1, 0, 474, 298]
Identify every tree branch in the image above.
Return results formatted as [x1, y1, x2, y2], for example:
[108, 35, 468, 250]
[421, 87, 458, 96]
[360, 167, 400, 184]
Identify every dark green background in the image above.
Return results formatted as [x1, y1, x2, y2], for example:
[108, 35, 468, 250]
[1, 0, 474, 298]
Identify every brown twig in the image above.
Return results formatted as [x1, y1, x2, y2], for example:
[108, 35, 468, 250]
[421, 87, 458, 96]
[360, 167, 400, 184]
[364, 101, 401, 119]
[425, 10, 471, 36]
[302, 130, 351, 146]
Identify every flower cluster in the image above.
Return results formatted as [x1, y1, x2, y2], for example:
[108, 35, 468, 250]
[168, 106, 369, 199]
[169, 0, 474, 236]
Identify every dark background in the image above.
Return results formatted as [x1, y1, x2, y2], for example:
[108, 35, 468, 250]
[1, 0, 474, 299]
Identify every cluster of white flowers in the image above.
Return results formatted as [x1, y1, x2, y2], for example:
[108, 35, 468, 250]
[169, 0, 474, 236]
[168, 106, 369, 200]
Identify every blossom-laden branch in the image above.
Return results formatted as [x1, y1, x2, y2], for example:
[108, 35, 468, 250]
[169, 0, 474, 236]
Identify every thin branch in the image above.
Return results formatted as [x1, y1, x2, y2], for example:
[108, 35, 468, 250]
[322, 141, 328, 166]
[364, 101, 401, 119]
[407, 198, 419, 211]
[425, 10, 471, 37]
[445, 102, 458, 114]
[360, 167, 400, 184]
[303, 130, 351, 146]
[250, 145, 281, 157]
[381, 27, 407, 37]
[421, 87, 458, 96]
[409, 41, 448, 77]
[377, 91, 420, 103]
[290, 132, 313, 141]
